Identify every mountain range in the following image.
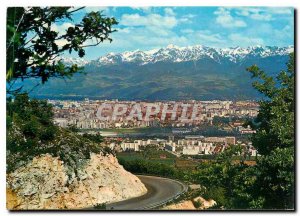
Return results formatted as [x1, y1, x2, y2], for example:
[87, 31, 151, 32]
[28, 44, 293, 100]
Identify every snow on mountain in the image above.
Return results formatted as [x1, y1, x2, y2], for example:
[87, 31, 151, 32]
[59, 45, 294, 67]
[59, 57, 90, 67]
[91, 45, 294, 66]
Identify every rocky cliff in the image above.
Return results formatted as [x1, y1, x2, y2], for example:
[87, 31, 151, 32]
[6, 153, 147, 210]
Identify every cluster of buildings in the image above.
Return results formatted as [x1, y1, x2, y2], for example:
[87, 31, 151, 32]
[111, 135, 257, 157]
[47, 99, 259, 157]
[49, 99, 259, 130]
[201, 100, 259, 124]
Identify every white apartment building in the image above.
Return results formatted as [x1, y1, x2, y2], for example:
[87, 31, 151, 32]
[182, 142, 216, 155]
[178, 139, 199, 146]
[182, 146, 200, 155]
[120, 142, 140, 151]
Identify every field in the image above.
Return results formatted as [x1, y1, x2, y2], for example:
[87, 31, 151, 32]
[117, 150, 257, 170]
[116, 150, 212, 169]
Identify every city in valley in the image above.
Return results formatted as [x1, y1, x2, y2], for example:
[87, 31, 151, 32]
[50, 99, 259, 160]
[5, 6, 294, 211]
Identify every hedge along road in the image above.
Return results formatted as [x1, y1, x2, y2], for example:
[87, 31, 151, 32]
[106, 175, 188, 210]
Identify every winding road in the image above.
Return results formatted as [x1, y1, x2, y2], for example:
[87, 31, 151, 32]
[106, 175, 188, 210]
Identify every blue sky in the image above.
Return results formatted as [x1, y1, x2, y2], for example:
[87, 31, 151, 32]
[57, 7, 294, 60]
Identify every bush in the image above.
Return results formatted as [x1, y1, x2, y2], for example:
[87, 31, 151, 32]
[82, 133, 103, 143]
[202, 187, 226, 207]
[94, 203, 106, 210]
[192, 199, 202, 208]
[6, 94, 104, 175]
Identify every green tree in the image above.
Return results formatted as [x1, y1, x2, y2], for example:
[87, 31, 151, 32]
[6, 94, 105, 174]
[7, 94, 57, 142]
[6, 7, 118, 177]
[82, 132, 103, 143]
[193, 145, 255, 209]
[6, 7, 118, 93]
[246, 53, 295, 209]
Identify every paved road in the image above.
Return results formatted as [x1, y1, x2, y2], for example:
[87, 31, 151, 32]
[106, 175, 187, 210]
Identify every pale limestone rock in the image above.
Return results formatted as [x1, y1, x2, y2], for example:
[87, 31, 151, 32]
[162, 196, 216, 210]
[7, 153, 147, 210]
[193, 196, 216, 209]
[163, 200, 195, 210]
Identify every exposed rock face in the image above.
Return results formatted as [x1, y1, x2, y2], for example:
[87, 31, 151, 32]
[6, 153, 147, 210]
[163, 196, 216, 210]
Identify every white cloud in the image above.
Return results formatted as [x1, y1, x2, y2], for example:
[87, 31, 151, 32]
[214, 8, 247, 28]
[120, 13, 178, 29]
[130, 7, 152, 14]
[182, 14, 197, 19]
[182, 30, 224, 46]
[55, 39, 68, 47]
[164, 8, 176, 16]
[259, 23, 294, 45]
[179, 17, 189, 23]
[228, 33, 264, 46]
[114, 10, 185, 51]
[234, 7, 293, 21]
[51, 23, 74, 47]
[117, 27, 132, 34]
[250, 13, 272, 21]
[266, 7, 293, 15]
[178, 14, 197, 24]
[195, 31, 223, 44]
[147, 26, 172, 36]
[84, 7, 110, 14]
[181, 29, 194, 34]
[51, 22, 74, 34]
[179, 29, 224, 47]
[235, 8, 272, 21]
[91, 23, 189, 53]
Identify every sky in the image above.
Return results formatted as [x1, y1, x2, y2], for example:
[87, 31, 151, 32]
[57, 7, 294, 60]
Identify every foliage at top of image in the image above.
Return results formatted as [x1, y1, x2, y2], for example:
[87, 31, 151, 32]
[6, 7, 118, 93]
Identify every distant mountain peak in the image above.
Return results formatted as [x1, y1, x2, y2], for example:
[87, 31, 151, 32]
[61, 44, 294, 67]
[59, 57, 89, 67]
[32, 44, 292, 101]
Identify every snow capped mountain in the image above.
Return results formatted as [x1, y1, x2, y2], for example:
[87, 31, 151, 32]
[59, 57, 90, 67]
[32, 44, 292, 101]
[58, 45, 294, 67]
[90, 44, 294, 66]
